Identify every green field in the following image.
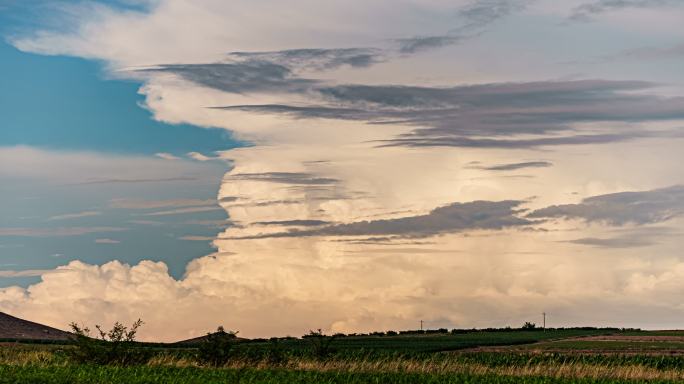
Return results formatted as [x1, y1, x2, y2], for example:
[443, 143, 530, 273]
[3, 328, 684, 383]
[0, 365, 681, 384]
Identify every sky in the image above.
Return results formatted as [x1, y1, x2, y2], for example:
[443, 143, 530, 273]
[1, 0, 684, 342]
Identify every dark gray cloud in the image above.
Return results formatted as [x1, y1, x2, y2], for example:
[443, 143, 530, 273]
[479, 161, 553, 171]
[566, 227, 677, 248]
[227, 172, 339, 185]
[529, 185, 684, 225]
[228, 200, 531, 239]
[141, 62, 318, 94]
[568, 236, 653, 248]
[570, 0, 680, 21]
[377, 130, 683, 149]
[396, 0, 530, 53]
[396, 36, 464, 54]
[228, 48, 385, 71]
[215, 80, 684, 148]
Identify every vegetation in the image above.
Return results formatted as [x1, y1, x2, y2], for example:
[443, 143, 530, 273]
[3, 365, 684, 384]
[195, 326, 238, 367]
[67, 319, 152, 365]
[2, 323, 684, 383]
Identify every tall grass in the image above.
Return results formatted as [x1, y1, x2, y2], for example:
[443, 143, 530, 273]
[0, 365, 681, 384]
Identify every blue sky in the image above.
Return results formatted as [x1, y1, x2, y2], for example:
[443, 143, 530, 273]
[0, 1, 240, 288]
[0, 42, 238, 155]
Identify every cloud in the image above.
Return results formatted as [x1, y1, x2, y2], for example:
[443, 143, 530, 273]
[396, 35, 464, 54]
[615, 42, 684, 60]
[0, 147, 220, 186]
[227, 48, 386, 71]
[0, 227, 127, 237]
[214, 80, 684, 148]
[378, 130, 683, 149]
[529, 185, 684, 225]
[0, 269, 61, 278]
[155, 152, 180, 160]
[254, 220, 331, 227]
[94, 238, 121, 244]
[569, 0, 682, 21]
[76, 177, 198, 185]
[396, 0, 531, 53]
[47, 211, 101, 221]
[568, 236, 652, 248]
[227, 172, 339, 185]
[142, 206, 224, 217]
[565, 227, 678, 248]
[229, 200, 531, 239]
[141, 62, 319, 94]
[476, 161, 553, 171]
[178, 236, 214, 241]
[109, 198, 216, 210]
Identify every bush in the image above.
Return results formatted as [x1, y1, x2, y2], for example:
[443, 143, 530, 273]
[196, 326, 239, 367]
[67, 319, 151, 365]
[302, 329, 337, 359]
[522, 322, 537, 330]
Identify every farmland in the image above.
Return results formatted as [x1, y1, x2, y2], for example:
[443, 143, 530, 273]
[3, 328, 684, 383]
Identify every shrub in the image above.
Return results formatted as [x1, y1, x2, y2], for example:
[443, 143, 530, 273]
[196, 326, 239, 367]
[302, 329, 337, 359]
[67, 319, 151, 365]
[522, 322, 537, 330]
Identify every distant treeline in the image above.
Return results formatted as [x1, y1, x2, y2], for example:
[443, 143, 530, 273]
[247, 326, 639, 343]
[0, 326, 640, 347]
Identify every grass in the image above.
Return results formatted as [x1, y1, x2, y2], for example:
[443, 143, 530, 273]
[2, 329, 684, 383]
[525, 340, 684, 351]
[0, 365, 682, 384]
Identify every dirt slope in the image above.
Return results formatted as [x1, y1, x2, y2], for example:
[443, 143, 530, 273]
[0, 311, 72, 341]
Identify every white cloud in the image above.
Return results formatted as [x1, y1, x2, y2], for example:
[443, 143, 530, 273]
[48, 211, 101, 221]
[155, 152, 180, 160]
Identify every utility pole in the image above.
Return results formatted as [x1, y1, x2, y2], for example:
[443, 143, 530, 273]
[542, 312, 546, 331]
[420, 320, 424, 331]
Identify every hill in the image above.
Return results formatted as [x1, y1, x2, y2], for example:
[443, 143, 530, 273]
[0, 311, 72, 341]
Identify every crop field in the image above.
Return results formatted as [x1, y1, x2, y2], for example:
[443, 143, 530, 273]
[2, 329, 684, 383]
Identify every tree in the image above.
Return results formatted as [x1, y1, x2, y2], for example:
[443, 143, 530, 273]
[196, 326, 239, 367]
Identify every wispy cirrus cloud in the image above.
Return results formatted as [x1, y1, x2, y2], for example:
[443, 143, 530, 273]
[0, 227, 127, 237]
[396, 0, 531, 53]
[110, 198, 216, 210]
[142, 206, 223, 217]
[0, 269, 63, 278]
[47, 211, 101, 221]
